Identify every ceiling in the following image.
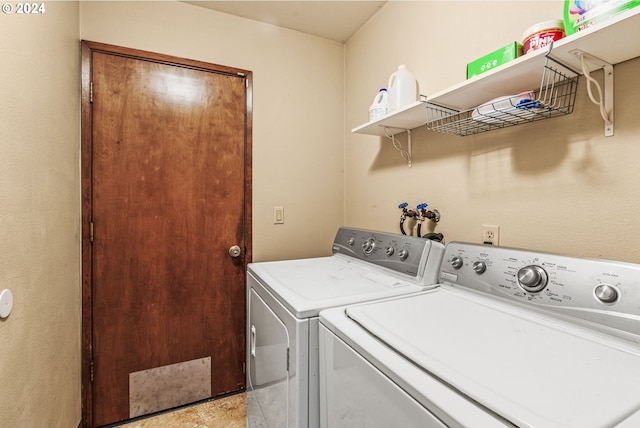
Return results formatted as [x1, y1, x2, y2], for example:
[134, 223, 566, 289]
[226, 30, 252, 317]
[184, 1, 387, 43]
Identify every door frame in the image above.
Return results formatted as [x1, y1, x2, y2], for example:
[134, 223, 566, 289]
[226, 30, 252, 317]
[80, 40, 253, 428]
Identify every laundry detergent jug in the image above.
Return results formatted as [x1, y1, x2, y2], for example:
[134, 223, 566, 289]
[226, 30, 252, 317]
[387, 65, 418, 113]
[369, 88, 388, 121]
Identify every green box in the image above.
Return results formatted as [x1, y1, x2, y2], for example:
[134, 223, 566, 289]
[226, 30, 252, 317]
[467, 42, 523, 79]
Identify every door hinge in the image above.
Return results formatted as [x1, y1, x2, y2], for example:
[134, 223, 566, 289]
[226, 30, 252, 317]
[90, 360, 94, 382]
[243, 362, 246, 374]
[89, 81, 94, 103]
[89, 221, 94, 243]
[286, 348, 290, 372]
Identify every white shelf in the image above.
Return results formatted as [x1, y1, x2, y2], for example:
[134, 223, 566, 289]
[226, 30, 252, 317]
[352, 7, 640, 137]
[351, 99, 427, 137]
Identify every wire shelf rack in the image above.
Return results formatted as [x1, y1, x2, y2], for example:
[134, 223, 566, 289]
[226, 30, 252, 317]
[424, 57, 580, 137]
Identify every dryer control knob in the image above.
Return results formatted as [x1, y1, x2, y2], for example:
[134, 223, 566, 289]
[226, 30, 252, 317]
[362, 238, 376, 255]
[472, 261, 487, 274]
[398, 249, 409, 261]
[595, 284, 618, 303]
[385, 246, 395, 256]
[451, 256, 463, 269]
[517, 265, 548, 293]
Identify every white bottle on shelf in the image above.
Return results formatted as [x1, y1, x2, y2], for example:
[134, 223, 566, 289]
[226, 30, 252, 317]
[387, 65, 418, 113]
[368, 88, 388, 121]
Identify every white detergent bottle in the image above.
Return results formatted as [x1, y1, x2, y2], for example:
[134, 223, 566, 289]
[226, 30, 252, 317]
[368, 88, 388, 121]
[387, 65, 418, 113]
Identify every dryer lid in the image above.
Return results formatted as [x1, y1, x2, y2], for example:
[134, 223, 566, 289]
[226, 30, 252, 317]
[249, 256, 426, 318]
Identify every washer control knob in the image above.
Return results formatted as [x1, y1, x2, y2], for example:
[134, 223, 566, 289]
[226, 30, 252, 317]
[347, 237, 355, 246]
[517, 265, 548, 293]
[398, 249, 409, 261]
[472, 261, 487, 274]
[385, 246, 395, 256]
[595, 284, 618, 303]
[362, 238, 376, 255]
[451, 256, 463, 269]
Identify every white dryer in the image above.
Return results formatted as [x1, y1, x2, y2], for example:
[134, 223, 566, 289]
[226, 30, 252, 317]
[246, 227, 445, 428]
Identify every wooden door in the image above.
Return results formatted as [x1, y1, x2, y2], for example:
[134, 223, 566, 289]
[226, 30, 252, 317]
[81, 41, 252, 427]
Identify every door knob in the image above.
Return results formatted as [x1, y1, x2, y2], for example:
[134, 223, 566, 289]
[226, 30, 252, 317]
[229, 245, 242, 258]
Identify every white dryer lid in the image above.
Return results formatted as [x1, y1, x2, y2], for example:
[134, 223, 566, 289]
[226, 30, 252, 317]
[248, 256, 426, 318]
[346, 287, 640, 428]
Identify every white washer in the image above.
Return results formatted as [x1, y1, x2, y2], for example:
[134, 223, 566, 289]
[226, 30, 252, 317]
[246, 227, 445, 428]
[320, 242, 640, 428]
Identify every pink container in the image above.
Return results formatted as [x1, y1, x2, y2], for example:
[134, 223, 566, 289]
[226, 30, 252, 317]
[522, 20, 565, 54]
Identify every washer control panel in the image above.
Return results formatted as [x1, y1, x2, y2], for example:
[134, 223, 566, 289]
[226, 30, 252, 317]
[440, 242, 640, 336]
[332, 227, 444, 281]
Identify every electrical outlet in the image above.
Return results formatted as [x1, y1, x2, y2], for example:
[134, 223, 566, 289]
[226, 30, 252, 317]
[482, 225, 500, 246]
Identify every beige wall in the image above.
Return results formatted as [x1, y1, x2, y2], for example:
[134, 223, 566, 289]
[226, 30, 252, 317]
[345, 1, 640, 262]
[0, 2, 81, 427]
[0, 2, 345, 426]
[80, 1, 346, 262]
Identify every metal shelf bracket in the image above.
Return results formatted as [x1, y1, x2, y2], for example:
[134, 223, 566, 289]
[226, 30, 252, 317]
[383, 126, 412, 167]
[569, 49, 614, 137]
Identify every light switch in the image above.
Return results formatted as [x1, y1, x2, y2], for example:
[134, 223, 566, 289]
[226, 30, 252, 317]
[274, 206, 284, 224]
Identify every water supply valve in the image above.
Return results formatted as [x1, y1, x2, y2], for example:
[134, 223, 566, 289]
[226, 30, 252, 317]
[415, 203, 428, 225]
[398, 202, 417, 217]
[418, 203, 439, 223]
[416, 203, 441, 224]
[398, 202, 418, 235]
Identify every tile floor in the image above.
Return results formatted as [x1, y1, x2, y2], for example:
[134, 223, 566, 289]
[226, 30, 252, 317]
[115, 393, 246, 428]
